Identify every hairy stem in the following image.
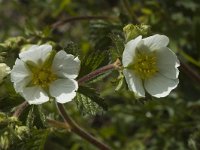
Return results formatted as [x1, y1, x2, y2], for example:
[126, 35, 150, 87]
[180, 60, 200, 83]
[13, 101, 29, 118]
[12, 59, 121, 118]
[78, 58, 121, 85]
[12, 59, 121, 149]
[46, 118, 70, 130]
[56, 103, 111, 150]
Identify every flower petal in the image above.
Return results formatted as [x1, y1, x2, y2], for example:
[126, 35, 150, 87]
[123, 69, 145, 97]
[49, 79, 78, 103]
[22, 86, 49, 104]
[19, 44, 52, 65]
[143, 34, 169, 50]
[156, 47, 180, 79]
[52, 50, 80, 79]
[122, 36, 142, 67]
[11, 59, 32, 92]
[13, 77, 31, 93]
[144, 73, 179, 98]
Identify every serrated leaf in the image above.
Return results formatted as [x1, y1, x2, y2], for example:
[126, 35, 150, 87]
[89, 20, 122, 50]
[33, 106, 46, 128]
[78, 50, 110, 78]
[109, 33, 125, 61]
[26, 106, 35, 128]
[78, 86, 108, 110]
[75, 86, 107, 116]
[10, 129, 50, 150]
[61, 41, 80, 57]
[75, 93, 103, 116]
[26, 105, 46, 129]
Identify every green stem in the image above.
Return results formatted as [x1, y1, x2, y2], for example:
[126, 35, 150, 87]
[56, 103, 111, 150]
[179, 50, 200, 67]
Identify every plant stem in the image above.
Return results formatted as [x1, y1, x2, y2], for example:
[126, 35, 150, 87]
[12, 59, 121, 149]
[78, 58, 121, 85]
[56, 103, 111, 150]
[46, 118, 70, 130]
[13, 101, 29, 118]
[180, 60, 200, 83]
[12, 59, 121, 118]
[52, 16, 117, 30]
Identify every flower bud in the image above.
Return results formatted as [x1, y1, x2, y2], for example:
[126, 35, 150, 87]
[0, 63, 11, 84]
[123, 24, 151, 42]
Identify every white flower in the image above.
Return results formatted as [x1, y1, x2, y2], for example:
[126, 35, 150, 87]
[122, 34, 180, 98]
[11, 44, 80, 104]
[0, 63, 11, 84]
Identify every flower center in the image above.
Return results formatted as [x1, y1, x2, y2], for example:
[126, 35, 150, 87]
[32, 68, 57, 88]
[129, 51, 158, 79]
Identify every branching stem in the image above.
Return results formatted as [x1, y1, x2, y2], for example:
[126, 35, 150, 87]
[56, 103, 111, 150]
[78, 58, 121, 85]
[12, 59, 121, 149]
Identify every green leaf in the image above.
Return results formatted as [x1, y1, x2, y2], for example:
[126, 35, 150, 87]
[11, 129, 50, 150]
[0, 95, 22, 113]
[61, 41, 80, 57]
[78, 86, 108, 109]
[75, 86, 108, 116]
[0, 113, 29, 150]
[109, 33, 125, 61]
[89, 20, 122, 50]
[78, 50, 110, 78]
[26, 105, 46, 129]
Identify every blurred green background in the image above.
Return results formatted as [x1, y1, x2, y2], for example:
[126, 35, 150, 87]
[0, 0, 200, 150]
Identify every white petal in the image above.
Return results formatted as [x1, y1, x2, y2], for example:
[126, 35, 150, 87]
[156, 47, 180, 79]
[52, 50, 80, 79]
[122, 36, 142, 67]
[123, 69, 145, 97]
[22, 86, 49, 104]
[136, 40, 149, 51]
[19, 44, 52, 65]
[144, 73, 179, 98]
[49, 79, 78, 103]
[11, 59, 31, 82]
[143, 34, 169, 50]
[14, 77, 31, 93]
[11, 59, 32, 92]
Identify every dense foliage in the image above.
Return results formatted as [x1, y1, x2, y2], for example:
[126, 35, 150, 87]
[0, 0, 200, 150]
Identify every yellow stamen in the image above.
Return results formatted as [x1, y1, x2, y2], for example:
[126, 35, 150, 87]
[129, 51, 158, 79]
[32, 68, 57, 89]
